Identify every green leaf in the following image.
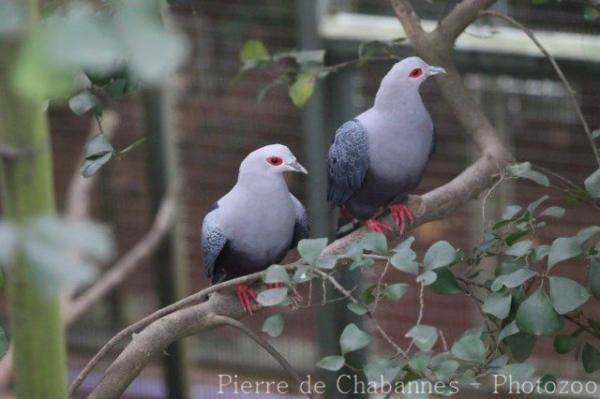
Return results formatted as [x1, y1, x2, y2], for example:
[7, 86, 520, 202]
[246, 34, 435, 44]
[405, 325, 438, 352]
[316, 355, 345, 371]
[424, 241, 456, 270]
[593, 129, 600, 140]
[289, 70, 316, 107]
[80, 134, 115, 178]
[553, 334, 578, 354]
[429, 267, 462, 295]
[497, 363, 536, 383]
[261, 314, 284, 337]
[506, 240, 533, 257]
[340, 323, 371, 354]
[493, 268, 537, 290]
[582, 343, 600, 373]
[240, 40, 269, 63]
[506, 332, 536, 362]
[527, 195, 549, 213]
[533, 245, 551, 262]
[451, 331, 486, 363]
[499, 320, 519, 341]
[0, 0, 24, 36]
[69, 91, 101, 116]
[361, 285, 376, 305]
[292, 265, 311, 283]
[316, 255, 338, 270]
[584, 169, 600, 198]
[516, 288, 562, 336]
[547, 237, 582, 270]
[347, 302, 368, 315]
[0, 327, 6, 359]
[416, 271, 437, 286]
[364, 358, 403, 387]
[576, 226, 600, 244]
[408, 352, 431, 371]
[433, 360, 459, 382]
[483, 292, 512, 319]
[390, 237, 418, 274]
[501, 205, 522, 221]
[539, 206, 565, 218]
[297, 238, 327, 265]
[383, 283, 409, 300]
[358, 233, 388, 255]
[506, 162, 549, 186]
[256, 287, 288, 307]
[549, 276, 590, 314]
[590, 259, 600, 300]
[274, 49, 325, 65]
[263, 265, 289, 285]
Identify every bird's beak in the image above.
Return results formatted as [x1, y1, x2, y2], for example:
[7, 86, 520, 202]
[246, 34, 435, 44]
[427, 65, 447, 76]
[286, 159, 308, 174]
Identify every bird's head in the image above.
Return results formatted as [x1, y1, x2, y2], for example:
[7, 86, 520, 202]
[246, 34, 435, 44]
[239, 144, 308, 177]
[381, 56, 446, 90]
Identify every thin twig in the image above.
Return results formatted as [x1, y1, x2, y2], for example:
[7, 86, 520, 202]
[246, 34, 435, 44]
[480, 10, 600, 168]
[214, 316, 313, 399]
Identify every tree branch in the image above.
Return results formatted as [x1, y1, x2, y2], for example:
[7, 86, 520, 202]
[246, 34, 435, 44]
[479, 10, 600, 168]
[81, 2, 514, 397]
[437, 0, 497, 44]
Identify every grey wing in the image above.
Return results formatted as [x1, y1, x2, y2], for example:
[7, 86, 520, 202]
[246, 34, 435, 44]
[327, 119, 370, 206]
[201, 203, 227, 282]
[290, 194, 309, 248]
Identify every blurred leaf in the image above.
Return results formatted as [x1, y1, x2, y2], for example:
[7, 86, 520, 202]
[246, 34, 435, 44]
[274, 49, 325, 65]
[483, 291, 512, 319]
[316, 255, 338, 270]
[69, 91, 101, 116]
[539, 206, 565, 218]
[549, 276, 590, 314]
[416, 270, 437, 286]
[430, 267, 462, 295]
[593, 129, 600, 140]
[256, 287, 288, 307]
[383, 283, 409, 300]
[553, 334, 578, 354]
[406, 325, 437, 352]
[240, 40, 270, 63]
[347, 302, 368, 315]
[533, 245, 551, 262]
[390, 237, 418, 274]
[590, 259, 600, 300]
[506, 162, 549, 186]
[501, 205, 522, 221]
[506, 240, 533, 257]
[261, 314, 284, 337]
[263, 264, 289, 284]
[424, 241, 456, 270]
[364, 358, 403, 387]
[492, 268, 537, 291]
[506, 332, 536, 362]
[499, 320, 519, 341]
[582, 343, 600, 373]
[316, 355, 345, 371]
[0, 0, 24, 36]
[516, 288, 562, 336]
[584, 5, 600, 21]
[297, 238, 327, 265]
[576, 226, 600, 244]
[585, 169, 600, 198]
[288, 69, 316, 107]
[80, 134, 115, 178]
[451, 330, 486, 363]
[0, 328, 7, 359]
[340, 323, 371, 354]
[292, 265, 311, 283]
[547, 237, 582, 270]
[527, 195, 549, 213]
[434, 360, 459, 382]
[360, 284, 376, 305]
[408, 352, 431, 371]
[358, 232, 388, 255]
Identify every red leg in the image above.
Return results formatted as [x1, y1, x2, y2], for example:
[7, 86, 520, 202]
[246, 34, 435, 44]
[237, 283, 257, 314]
[266, 282, 286, 289]
[389, 204, 415, 234]
[365, 219, 392, 233]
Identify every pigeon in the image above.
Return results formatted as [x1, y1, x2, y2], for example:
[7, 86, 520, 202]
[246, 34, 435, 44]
[327, 56, 445, 233]
[201, 144, 309, 312]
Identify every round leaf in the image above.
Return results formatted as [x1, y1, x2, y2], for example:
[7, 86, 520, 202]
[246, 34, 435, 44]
[482, 292, 512, 319]
[547, 237, 582, 270]
[451, 331, 486, 363]
[582, 343, 600, 373]
[364, 359, 403, 386]
[261, 314, 284, 338]
[405, 325, 438, 352]
[383, 283, 409, 300]
[316, 355, 345, 371]
[297, 238, 327, 265]
[340, 323, 371, 355]
[516, 288, 562, 336]
[584, 169, 600, 198]
[424, 241, 456, 270]
[548, 276, 590, 315]
[256, 287, 288, 307]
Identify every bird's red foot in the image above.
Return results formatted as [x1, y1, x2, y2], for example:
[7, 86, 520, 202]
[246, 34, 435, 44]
[237, 283, 257, 314]
[389, 204, 415, 234]
[365, 219, 393, 233]
[266, 282, 286, 289]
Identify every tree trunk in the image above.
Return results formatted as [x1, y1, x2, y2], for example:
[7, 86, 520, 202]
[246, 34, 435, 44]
[0, 1, 68, 398]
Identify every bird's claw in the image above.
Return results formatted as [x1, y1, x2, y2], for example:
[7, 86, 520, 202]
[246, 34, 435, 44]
[237, 283, 257, 314]
[365, 219, 393, 233]
[389, 204, 415, 234]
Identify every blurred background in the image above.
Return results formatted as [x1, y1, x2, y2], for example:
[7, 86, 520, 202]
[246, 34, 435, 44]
[9, 0, 599, 398]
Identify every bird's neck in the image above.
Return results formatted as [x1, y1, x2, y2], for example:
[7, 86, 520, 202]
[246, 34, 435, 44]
[373, 85, 424, 113]
[236, 172, 288, 196]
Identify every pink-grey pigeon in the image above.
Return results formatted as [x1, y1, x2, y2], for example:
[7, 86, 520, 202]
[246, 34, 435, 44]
[327, 56, 445, 233]
[201, 144, 309, 312]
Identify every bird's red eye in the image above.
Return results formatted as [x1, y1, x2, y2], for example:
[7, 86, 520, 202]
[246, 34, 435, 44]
[409, 68, 423, 79]
[266, 156, 283, 166]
